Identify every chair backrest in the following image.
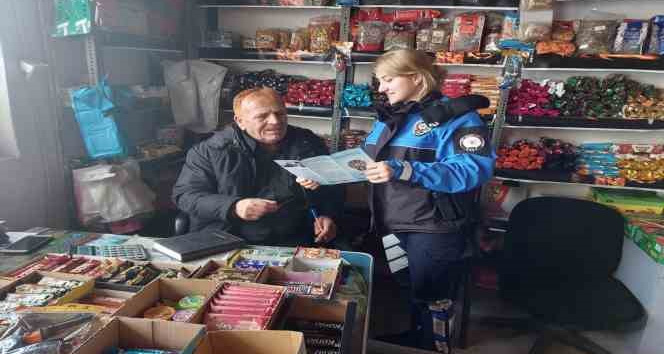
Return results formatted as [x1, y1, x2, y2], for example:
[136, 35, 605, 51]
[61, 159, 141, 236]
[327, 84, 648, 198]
[500, 196, 625, 289]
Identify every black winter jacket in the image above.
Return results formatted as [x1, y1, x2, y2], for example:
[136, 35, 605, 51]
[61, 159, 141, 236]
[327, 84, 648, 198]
[173, 124, 343, 245]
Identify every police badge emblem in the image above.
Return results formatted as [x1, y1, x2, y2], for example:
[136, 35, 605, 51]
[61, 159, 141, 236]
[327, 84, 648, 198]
[413, 120, 439, 136]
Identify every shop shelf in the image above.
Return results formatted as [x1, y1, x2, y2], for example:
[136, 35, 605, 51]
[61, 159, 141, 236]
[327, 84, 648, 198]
[525, 54, 664, 73]
[200, 48, 332, 64]
[494, 171, 664, 193]
[504, 115, 664, 131]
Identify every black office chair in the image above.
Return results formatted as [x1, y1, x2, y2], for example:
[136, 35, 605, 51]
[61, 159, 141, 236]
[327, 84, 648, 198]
[483, 196, 646, 354]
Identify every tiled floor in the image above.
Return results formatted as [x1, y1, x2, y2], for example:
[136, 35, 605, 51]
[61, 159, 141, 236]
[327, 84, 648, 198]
[365, 261, 638, 354]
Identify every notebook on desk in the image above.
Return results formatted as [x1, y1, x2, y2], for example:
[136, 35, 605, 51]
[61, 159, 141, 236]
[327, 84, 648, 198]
[152, 230, 246, 262]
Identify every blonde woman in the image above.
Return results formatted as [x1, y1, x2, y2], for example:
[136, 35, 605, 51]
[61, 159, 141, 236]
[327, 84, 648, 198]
[300, 49, 495, 349]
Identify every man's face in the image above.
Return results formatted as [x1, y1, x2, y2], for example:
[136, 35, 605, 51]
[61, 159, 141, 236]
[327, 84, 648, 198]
[235, 94, 288, 146]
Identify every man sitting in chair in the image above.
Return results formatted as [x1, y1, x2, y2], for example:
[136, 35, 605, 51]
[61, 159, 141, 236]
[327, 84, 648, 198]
[173, 87, 343, 246]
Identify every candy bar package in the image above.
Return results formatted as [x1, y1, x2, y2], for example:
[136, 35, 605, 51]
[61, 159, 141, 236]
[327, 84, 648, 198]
[613, 20, 649, 54]
[552, 20, 576, 42]
[450, 13, 485, 53]
[648, 16, 664, 55]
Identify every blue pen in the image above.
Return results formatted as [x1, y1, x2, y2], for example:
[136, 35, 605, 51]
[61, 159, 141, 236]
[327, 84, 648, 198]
[309, 207, 320, 220]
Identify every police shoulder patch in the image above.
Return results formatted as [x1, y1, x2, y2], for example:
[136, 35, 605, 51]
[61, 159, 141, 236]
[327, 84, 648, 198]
[453, 126, 490, 156]
[413, 120, 440, 136]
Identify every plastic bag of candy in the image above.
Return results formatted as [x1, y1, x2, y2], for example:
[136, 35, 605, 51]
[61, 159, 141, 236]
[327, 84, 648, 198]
[450, 13, 485, 52]
[613, 19, 649, 54]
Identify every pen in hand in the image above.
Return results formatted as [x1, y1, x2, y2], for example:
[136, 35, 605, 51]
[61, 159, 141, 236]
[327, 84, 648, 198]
[310, 208, 324, 241]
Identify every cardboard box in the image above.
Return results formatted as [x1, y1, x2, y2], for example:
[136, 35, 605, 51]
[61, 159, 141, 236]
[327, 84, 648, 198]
[283, 297, 357, 354]
[0, 271, 94, 306]
[119, 278, 219, 321]
[75, 287, 136, 315]
[76, 317, 205, 354]
[194, 331, 305, 354]
[257, 266, 338, 300]
[203, 282, 287, 330]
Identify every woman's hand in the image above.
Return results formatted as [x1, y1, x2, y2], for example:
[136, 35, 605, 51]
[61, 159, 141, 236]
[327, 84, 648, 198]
[364, 161, 394, 184]
[296, 177, 320, 190]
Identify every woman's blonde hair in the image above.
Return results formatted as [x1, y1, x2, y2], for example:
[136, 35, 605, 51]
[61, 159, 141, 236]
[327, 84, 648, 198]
[374, 49, 440, 101]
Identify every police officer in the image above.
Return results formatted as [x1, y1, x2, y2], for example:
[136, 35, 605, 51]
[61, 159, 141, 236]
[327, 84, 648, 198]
[300, 49, 496, 349]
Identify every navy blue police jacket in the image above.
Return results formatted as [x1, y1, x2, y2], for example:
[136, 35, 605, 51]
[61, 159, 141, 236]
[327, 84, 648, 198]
[363, 99, 496, 234]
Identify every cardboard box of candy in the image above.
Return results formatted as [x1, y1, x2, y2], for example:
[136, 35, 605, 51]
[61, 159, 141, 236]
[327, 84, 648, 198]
[4, 254, 197, 292]
[120, 278, 219, 323]
[0, 271, 94, 312]
[202, 282, 287, 331]
[75, 317, 205, 354]
[256, 266, 338, 300]
[192, 260, 263, 283]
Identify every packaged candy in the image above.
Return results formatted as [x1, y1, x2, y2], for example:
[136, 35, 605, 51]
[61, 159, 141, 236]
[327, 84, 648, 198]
[305, 334, 341, 348]
[482, 12, 505, 53]
[255, 28, 279, 50]
[383, 24, 415, 51]
[521, 0, 553, 11]
[308, 16, 340, 53]
[450, 13, 485, 52]
[536, 41, 576, 56]
[295, 247, 341, 259]
[576, 19, 617, 55]
[289, 28, 309, 51]
[429, 18, 451, 52]
[177, 295, 205, 310]
[521, 22, 551, 43]
[205, 313, 269, 330]
[648, 16, 664, 55]
[356, 21, 387, 52]
[172, 309, 197, 322]
[501, 12, 519, 41]
[614, 20, 649, 54]
[430, 300, 454, 354]
[143, 305, 176, 320]
[552, 21, 576, 42]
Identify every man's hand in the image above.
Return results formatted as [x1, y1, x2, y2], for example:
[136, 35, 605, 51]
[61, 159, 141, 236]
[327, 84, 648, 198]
[296, 177, 321, 190]
[314, 216, 337, 244]
[364, 161, 394, 184]
[234, 198, 279, 221]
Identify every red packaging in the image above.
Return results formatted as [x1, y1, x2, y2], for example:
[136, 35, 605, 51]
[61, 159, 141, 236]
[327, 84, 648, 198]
[209, 304, 275, 316]
[222, 284, 283, 295]
[215, 292, 280, 301]
[205, 313, 270, 330]
[386, 9, 442, 23]
[212, 297, 279, 308]
[450, 13, 486, 52]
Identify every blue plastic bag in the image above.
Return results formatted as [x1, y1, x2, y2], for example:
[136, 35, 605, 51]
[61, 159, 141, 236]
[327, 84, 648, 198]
[70, 80, 127, 159]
